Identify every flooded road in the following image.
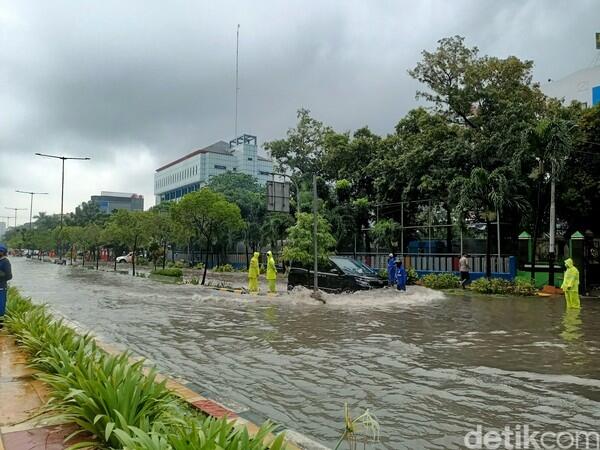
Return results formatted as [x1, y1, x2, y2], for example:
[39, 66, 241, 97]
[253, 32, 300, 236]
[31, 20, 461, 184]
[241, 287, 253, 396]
[9, 258, 600, 449]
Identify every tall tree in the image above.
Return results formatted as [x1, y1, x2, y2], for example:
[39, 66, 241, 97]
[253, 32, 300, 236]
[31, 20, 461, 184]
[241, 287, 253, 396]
[172, 189, 244, 285]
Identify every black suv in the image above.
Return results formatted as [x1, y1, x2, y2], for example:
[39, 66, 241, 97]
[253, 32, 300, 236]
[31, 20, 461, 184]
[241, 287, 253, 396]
[287, 256, 386, 293]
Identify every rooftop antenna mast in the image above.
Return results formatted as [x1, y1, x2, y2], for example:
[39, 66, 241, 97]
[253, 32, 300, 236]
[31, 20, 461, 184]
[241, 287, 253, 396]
[235, 24, 240, 139]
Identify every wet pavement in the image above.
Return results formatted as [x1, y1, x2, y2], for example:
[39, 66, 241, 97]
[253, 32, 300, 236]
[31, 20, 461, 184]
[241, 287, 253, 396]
[9, 258, 600, 449]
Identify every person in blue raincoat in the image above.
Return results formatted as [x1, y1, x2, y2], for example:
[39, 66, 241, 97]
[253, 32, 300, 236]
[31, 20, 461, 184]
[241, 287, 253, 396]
[387, 253, 396, 287]
[0, 244, 12, 328]
[395, 258, 406, 291]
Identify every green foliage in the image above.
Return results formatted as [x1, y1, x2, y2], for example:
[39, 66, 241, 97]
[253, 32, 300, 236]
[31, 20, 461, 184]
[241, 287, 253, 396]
[151, 268, 183, 277]
[5, 289, 287, 450]
[282, 213, 336, 265]
[213, 264, 234, 273]
[406, 267, 419, 285]
[470, 278, 536, 296]
[168, 260, 186, 269]
[370, 219, 400, 251]
[421, 273, 460, 289]
[189, 276, 200, 285]
[193, 262, 205, 270]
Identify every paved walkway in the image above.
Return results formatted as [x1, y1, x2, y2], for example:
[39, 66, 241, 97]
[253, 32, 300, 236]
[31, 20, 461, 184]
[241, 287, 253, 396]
[0, 329, 311, 450]
[0, 330, 94, 450]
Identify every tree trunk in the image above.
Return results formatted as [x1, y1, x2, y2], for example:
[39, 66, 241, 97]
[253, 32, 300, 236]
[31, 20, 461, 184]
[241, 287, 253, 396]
[114, 249, 117, 271]
[201, 244, 210, 285]
[162, 242, 167, 269]
[245, 242, 250, 269]
[445, 204, 453, 253]
[82, 251, 85, 267]
[70, 246, 74, 265]
[171, 243, 175, 263]
[486, 217, 492, 279]
[96, 247, 99, 270]
[132, 236, 137, 276]
[530, 173, 544, 282]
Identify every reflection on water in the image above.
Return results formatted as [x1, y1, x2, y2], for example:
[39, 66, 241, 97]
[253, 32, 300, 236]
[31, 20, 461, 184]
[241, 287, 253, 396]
[9, 259, 600, 449]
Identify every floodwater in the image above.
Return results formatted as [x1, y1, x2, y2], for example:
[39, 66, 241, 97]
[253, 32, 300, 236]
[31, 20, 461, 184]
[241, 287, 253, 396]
[9, 258, 600, 449]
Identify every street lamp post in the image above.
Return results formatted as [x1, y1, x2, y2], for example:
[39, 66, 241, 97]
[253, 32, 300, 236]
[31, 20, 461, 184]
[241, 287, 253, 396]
[35, 153, 91, 260]
[16, 190, 49, 231]
[4, 207, 27, 229]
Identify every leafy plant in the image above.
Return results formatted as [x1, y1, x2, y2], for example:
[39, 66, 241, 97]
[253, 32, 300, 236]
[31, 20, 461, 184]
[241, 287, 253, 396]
[189, 276, 200, 285]
[406, 267, 419, 285]
[470, 277, 536, 296]
[5, 289, 287, 450]
[421, 273, 460, 289]
[151, 268, 183, 278]
[213, 264, 234, 273]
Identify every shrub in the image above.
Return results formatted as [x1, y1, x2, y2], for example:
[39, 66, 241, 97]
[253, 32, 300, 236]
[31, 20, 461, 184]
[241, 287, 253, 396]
[5, 289, 287, 450]
[167, 260, 186, 269]
[378, 268, 388, 279]
[193, 262, 205, 270]
[421, 273, 460, 289]
[189, 276, 200, 285]
[406, 267, 419, 285]
[513, 278, 537, 296]
[151, 268, 183, 278]
[470, 277, 537, 296]
[214, 264, 234, 273]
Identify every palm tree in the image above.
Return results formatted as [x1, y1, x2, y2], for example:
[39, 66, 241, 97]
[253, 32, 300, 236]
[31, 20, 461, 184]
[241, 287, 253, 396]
[527, 118, 574, 284]
[452, 167, 527, 278]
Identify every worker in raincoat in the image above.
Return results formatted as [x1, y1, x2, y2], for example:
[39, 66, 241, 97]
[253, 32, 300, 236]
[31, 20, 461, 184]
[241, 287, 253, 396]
[561, 258, 580, 309]
[248, 252, 260, 293]
[387, 253, 396, 287]
[395, 258, 407, 291]
[266, 251, 277, 294]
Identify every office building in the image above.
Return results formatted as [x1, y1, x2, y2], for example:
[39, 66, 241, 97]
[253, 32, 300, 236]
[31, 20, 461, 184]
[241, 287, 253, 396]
[541, 65, 600, 107]
[91, 192, 144, 214]
[154, 134, 273, 203]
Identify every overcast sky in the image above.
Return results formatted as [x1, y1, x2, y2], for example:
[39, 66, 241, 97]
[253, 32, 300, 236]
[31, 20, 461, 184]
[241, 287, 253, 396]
[1, 0, 598, 225]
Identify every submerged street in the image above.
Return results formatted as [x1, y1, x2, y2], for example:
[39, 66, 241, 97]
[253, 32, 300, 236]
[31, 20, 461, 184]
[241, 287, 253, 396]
[10, 259, 600, 449]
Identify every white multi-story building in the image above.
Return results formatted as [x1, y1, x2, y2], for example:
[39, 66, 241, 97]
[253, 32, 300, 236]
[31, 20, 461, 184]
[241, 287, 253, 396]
[541, 65, 600, 107]
[154, 134, 274, 203]
[0, 221, 6, 239]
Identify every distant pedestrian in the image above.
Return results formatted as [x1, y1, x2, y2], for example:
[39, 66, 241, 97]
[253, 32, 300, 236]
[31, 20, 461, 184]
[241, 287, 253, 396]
[0, 244, 12, 328]
[248, 252, 260, 293]
[387, 254, 397, 287]
[459, 253, 470, 289]
[395, 258, 406, 291]
[266, 251, 277, 294]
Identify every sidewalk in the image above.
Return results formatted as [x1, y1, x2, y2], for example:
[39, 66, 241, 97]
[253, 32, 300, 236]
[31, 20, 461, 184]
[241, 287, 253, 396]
[0, 330, 93, 450]
[1, 328, 323, 450]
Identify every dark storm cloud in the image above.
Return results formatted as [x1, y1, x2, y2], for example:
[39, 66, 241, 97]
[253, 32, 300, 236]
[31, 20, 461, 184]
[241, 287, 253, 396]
[1, 0, 598, 217]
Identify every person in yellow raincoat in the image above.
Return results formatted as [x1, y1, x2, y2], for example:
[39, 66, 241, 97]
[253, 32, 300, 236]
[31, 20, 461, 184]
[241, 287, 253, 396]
[266, 251, 277, 293]
[248, 252, 260, 293]
[561, 258, 581, 309]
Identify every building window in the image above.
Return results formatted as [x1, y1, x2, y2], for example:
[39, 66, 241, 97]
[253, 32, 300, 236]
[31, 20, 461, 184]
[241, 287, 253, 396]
[248, 157, 253, 161]
[214, 165, 227, 170]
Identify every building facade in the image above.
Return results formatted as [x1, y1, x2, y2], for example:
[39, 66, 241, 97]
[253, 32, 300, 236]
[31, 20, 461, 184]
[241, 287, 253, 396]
[90, 192, 144, 214]
[153, 134, 274, 203]
[0, 221, 6, 239]
[541, 66, 600, 107]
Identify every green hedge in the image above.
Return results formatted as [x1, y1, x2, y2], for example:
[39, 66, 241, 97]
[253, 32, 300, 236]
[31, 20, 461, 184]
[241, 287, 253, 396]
[421, 273, 460, 289]
[151, 268, 183, 277]
[470, 278, 537, 296]
[213, 264, 234, 273]
[5, 288, 286, 450]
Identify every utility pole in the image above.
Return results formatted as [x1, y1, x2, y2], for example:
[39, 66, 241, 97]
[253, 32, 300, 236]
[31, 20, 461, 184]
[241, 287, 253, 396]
[548, 161, 556, 286]
[35, 153, 91, 261]
[16, 190, 48, 231]
[313, 175, 318, 296]
[235, 24, 240, 139]
[5, 207, 27, 229]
